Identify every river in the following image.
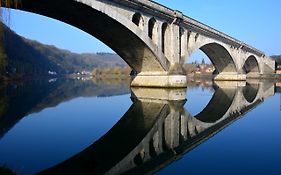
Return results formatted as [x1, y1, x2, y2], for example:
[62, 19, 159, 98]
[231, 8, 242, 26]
[0, 78, 280, 175]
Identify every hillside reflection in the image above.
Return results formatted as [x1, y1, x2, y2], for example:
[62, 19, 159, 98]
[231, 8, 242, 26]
[0, 78, 130, 139]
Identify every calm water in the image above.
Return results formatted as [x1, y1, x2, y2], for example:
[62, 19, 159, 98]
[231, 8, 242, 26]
[0, 78, 280, 175]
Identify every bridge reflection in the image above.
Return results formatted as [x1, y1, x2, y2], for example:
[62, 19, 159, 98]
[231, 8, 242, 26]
[39, 80, 275, 175]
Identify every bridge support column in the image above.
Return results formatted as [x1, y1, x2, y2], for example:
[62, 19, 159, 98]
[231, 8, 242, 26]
[214, 73, 246, 81]
[131, 75, 187, 88]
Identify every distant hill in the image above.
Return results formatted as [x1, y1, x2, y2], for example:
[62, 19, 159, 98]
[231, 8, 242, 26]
[0, 23, 127, 79]
[271, 55, 281, 66]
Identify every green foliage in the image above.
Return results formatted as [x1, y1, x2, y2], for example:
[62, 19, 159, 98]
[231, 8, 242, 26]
[0, 23, 127, 79]
[271, 55, 281, 66]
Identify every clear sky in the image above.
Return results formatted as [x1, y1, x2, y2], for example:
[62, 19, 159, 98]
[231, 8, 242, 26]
[1, 0, 281, 57]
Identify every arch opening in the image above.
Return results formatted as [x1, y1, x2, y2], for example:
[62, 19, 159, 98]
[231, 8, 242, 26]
[184, 49, 215, 76]
[3, 0, 168, 74]
[148, 17, 157, 44]
[200, 43, 237, 73]
[186, 43, 237, 74]
[161, 23, 168, 54]
[132, 12, 144, 30]
[179, 27, 186, 63]
[243, 55, 260, 74]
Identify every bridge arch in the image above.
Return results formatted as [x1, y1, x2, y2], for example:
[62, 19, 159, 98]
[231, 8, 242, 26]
[4, 0, 170, 74]
[188, 42, 238, 74]
[243, 55, 261, 74]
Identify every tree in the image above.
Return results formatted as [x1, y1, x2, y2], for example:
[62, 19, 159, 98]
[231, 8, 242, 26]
[201, 58, 205, 65]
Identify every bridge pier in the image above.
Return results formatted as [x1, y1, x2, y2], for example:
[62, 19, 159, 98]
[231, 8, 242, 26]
[131, 75, 187, 88]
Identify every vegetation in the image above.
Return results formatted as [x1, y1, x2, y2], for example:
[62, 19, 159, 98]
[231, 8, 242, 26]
[0, 23, 127, 79]
[92, 67, 131, 78]
[271, 55, 281, 66]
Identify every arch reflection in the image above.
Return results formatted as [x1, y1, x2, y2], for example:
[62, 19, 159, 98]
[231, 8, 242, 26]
[40, 80, 275, 175]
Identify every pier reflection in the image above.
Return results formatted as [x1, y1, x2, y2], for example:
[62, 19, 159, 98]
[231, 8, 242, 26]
[40, 80, 275, 175]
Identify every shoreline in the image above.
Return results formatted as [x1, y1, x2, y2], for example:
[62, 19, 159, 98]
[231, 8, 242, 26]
[1, 73, 281, 82]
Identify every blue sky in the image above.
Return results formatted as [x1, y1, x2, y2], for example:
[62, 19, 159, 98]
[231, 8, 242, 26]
[1, 0, 281, 58]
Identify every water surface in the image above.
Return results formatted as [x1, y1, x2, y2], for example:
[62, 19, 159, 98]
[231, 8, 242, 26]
[0, 78, 280, 175]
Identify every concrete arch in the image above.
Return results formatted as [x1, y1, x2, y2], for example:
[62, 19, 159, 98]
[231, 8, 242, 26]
[148, 17, 158, 44]
[4, 0, 170, 74]
[132, 12, 145, 30]
[243, 55, 261, 74]
[188, 41, 238, 73]
[200, 42, 237, 73]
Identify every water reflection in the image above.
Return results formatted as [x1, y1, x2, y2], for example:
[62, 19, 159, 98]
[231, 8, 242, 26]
[0, 78, 130, 139]
[37, 80, 275, 175]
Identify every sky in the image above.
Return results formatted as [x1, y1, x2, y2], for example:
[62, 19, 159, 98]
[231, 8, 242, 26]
[1, 0, 281, 60]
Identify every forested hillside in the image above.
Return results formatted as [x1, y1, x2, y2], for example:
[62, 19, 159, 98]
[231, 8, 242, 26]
[0, 23, 126, 79]
[271, 55, 281, 66]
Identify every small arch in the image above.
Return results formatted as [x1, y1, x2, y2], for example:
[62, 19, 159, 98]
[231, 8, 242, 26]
[179, 27, 186, 63]
[195, 33, 199, 41]
[161, 22, 171, 59]
[243, 55, 260, 74]
[161, 23, 168, 53]
[148, 17, 158, 44]
[132, 12, 144, 30]
[134, 152, 144, 166]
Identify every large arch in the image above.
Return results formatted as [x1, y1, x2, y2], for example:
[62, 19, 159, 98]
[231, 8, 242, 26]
[189, 42, 237, 74]
[243, 55, 260, 74]
[2, 0, 170, 73]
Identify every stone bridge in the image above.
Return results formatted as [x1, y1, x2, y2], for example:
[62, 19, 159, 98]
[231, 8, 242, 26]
[39, 80, 275, 175]
[2, 0, 276, 87]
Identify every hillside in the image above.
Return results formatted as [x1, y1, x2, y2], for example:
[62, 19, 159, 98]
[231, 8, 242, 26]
[271, 55, 281, 66]
[0, 23, 127, 79]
